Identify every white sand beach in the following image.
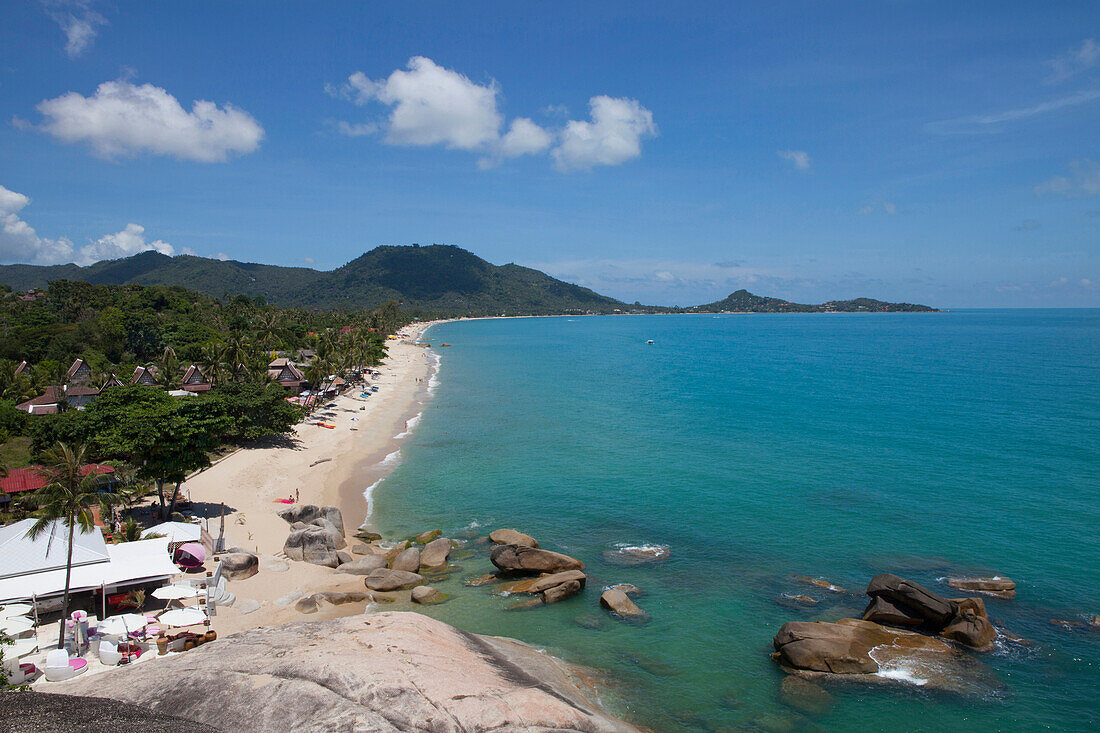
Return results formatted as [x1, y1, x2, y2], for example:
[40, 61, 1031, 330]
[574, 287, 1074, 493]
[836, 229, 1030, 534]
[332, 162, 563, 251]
[177, 321, 438, 634]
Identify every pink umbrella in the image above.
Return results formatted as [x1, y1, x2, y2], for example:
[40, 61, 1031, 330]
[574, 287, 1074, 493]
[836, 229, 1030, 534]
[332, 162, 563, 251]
[174, 542, 207, 569]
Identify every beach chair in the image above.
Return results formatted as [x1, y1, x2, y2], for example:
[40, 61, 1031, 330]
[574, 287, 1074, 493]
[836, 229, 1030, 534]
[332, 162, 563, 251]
[98, 639, 124, 666]
[43, 648, 89, 681]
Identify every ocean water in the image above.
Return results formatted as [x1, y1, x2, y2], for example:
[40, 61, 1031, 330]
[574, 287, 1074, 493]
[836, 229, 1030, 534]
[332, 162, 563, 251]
[372, 311, 1100, 732]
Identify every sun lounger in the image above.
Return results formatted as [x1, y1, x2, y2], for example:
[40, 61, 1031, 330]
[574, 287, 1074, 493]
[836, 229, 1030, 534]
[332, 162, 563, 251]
[43, 648, 89, 681]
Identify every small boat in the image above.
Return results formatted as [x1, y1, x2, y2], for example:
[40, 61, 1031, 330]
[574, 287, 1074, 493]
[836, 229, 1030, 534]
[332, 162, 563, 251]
[646, 339, 654, 344]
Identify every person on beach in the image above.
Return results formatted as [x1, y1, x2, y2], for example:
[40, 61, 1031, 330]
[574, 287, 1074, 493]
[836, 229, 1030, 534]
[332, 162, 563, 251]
[296, 488, 300, 503]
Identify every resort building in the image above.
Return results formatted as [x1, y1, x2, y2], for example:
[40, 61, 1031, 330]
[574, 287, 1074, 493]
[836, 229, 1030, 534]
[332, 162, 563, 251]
[62, 383, 100, 409]
[267, 358, 306, 393]
[15, 385, 62, 415]
[181, 365, 212, 393]
[0, 464, 117, 510]
[100, 374, 125, 391]
[130, 366, 158, 386]
[0, 518, 178, 613]
[66, 358, 94, 386]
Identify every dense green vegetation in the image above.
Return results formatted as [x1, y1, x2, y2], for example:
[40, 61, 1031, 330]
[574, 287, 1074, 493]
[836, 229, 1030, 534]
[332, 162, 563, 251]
[692, 289, 938, 313]
[0, 279, 401, 402]
[0, 244, 624, 316]
[0, 279, 401, 515]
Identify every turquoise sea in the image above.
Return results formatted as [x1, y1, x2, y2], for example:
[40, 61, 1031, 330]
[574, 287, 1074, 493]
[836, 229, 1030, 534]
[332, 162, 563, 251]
[372, 311, 1100, 732]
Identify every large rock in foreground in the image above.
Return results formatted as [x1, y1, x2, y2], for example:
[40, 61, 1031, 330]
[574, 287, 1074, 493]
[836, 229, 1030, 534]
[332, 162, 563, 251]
[283, 526, 341, 567]
[491, 544, 584, 575]
[490, 528, 539, 547]
[53, 613, 637, 732]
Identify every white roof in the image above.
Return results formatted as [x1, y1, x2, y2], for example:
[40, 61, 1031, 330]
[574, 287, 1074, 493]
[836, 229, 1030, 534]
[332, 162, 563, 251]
[142, 521, 202, 543]
[0, 519, 109, 580]
[0, 536, 179, 603]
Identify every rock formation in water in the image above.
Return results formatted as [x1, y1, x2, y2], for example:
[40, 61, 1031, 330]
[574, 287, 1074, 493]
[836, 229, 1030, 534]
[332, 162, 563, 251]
[52, 612, 637, 732]
[491, 544, 585, 574]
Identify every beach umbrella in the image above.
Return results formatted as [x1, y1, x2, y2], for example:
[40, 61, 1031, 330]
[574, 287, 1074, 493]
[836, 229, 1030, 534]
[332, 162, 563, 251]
[158, 607, 207, 628]
[174, 542, 207, 568]
[0, 617, 33, 635]
[152, 584, 201, 601]
[96, 613, 149, 636]
[0, 603, 32, 618]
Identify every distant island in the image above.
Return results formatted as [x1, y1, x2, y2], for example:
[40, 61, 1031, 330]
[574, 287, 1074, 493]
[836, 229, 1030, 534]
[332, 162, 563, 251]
[691, 289, 938, 313]
[0, 245, 937, 316]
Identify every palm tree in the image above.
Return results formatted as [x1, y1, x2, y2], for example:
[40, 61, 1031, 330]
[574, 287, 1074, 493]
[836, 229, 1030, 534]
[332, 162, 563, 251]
[157, 346, 181, 390]
[25, 443, 119, 649]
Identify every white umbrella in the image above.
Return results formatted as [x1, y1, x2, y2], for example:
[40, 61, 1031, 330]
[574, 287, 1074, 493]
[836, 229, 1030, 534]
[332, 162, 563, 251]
[0, 603, 32, 618]
[7, 637, 39, 658]
[0, 617, 33, 635]
[151, 584, 201, 601]
[158, 607, 207, 627]
[96, 613, 149, 636]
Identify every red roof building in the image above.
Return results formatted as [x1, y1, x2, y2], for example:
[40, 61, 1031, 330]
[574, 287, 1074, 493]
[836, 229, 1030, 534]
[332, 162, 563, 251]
[0, 464, 116, 505]
[181, 365, 212, 392]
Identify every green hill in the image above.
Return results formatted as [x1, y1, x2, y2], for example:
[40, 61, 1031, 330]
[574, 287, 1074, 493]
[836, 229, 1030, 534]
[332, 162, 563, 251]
[694, 289, 938, 313]
[0, 246, 937, 315]
[0, 245, 623, 316]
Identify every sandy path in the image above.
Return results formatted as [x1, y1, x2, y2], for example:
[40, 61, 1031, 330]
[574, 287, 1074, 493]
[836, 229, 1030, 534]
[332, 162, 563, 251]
[178, 322, 437, 634]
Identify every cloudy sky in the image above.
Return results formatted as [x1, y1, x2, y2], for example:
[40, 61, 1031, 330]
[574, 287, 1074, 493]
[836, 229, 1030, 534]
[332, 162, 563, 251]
[1, 1, 1097, 307]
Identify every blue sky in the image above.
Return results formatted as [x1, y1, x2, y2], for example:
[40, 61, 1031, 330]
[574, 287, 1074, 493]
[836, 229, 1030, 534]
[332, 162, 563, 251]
[1, 1, 1097, 307]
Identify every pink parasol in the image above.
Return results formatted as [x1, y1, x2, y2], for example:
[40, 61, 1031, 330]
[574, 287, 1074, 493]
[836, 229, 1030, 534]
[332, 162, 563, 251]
[174, 542, 207, 568]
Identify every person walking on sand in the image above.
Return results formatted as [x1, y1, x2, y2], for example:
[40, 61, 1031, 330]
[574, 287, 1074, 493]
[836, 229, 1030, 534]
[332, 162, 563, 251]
[296, 488, 300, 503]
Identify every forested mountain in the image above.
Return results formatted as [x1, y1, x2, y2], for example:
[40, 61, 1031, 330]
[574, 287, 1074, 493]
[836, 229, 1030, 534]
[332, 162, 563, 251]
[0, 245, 623, 316]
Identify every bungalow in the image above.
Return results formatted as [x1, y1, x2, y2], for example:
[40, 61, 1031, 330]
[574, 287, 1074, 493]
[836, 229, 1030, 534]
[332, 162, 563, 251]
[100, 373, 125, 391]
[0, 463, 116, 510]
[66, 358, 93, 386]
[63, 383, 100, 409]
[15, 385, 61, 415]
[181, 365, 212, 393]
[267, 358, 306, 393]
[130, 365, 158, 386]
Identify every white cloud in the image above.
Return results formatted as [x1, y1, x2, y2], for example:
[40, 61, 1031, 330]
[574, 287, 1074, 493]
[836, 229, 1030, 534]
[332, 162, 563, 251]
[333, 120, 377, 137]
[778, 149, 812, 171]
[856, 204, 875, 215]
[1035, 159, 1100, 197]
[181, 246, 197, 255]
[46, 1, 107, 58]
[1048, 39, 1099, 83]
[34, 80, 264, 162]
[928, 90, 1100, 134]
[883, 201, 897, 215]
[333, 57, 503, 151]
[216, 252, 230, 261]
[552, 96, 656, 171]
[500, 117, 554, 158]
[329, 58, 654, 172]
[303, 256, 316, 265]
[0, 184, 175, 265]
[81, 223, 174, 262]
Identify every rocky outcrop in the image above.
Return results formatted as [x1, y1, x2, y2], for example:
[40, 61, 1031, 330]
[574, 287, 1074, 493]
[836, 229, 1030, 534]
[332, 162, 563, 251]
[390, 547, 421, 573]
[600, 588, 647, 620]
[862, 574, 997, 650]
[419, 537, 453, 569]
[335, 555, 388, 575]
[218, 551, 258, 581]
[778, 676, 832, 717]
[491, 544, 585, 575]
[277, 504, 345, 535]
[500, 570, 587, 605]
[364, 568, 425, 592]
[773, 618, 954, 675]
[53, 613, 638, 732]
[414, 529, 442, 544]
[490, 529, 539, 548]
[411, 586, 447, 605]
[947, 577, 1016, 599]
[283, 526, 341, 567]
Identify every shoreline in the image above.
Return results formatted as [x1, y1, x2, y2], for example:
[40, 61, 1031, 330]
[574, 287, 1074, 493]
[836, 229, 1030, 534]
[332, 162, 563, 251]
[177, 321, 438, 634]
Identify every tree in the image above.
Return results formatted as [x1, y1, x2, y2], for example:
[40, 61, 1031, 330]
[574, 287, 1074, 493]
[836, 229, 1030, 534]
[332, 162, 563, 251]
[207, 382, 299, 442]
[25, 442, 118, 649]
